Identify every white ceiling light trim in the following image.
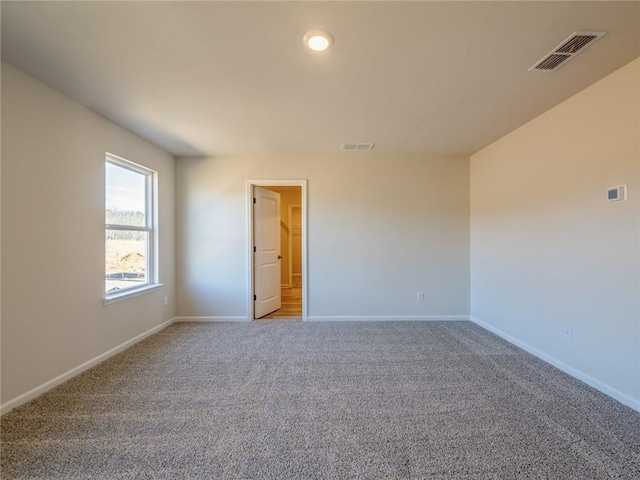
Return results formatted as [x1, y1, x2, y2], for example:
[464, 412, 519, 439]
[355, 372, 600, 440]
[303, 30, 334, 52]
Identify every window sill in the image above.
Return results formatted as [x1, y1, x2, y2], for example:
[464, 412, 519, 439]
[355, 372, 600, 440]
[104, 283, 164, 305]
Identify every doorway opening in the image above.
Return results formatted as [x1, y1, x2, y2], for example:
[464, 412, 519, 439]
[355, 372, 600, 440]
[247, 180, 307, 321]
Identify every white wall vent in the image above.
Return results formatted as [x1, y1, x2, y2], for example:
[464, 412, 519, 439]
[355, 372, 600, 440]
[341, 143, 375, 151]
[529, 31, 606, 72]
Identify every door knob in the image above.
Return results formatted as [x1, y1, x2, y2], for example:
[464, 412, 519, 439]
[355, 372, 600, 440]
[278, 255, 283, 259]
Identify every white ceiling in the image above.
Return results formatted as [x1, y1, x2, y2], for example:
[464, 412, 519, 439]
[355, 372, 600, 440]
[2, 1, 638, 157]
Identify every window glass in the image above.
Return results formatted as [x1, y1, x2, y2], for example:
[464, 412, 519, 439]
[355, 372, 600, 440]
[105, 230, 148, 292]
[105, 155, 156, 297]
[106, 162, 146, 227]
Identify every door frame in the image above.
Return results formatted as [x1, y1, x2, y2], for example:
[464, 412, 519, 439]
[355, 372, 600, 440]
[246, 179, 308, 321]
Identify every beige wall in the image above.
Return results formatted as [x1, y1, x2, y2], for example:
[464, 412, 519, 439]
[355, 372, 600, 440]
[1, 63, 176, 407]
[176, 154, 470, 320]
[263, 186, 301, 287]
[470, 58, 640, 408]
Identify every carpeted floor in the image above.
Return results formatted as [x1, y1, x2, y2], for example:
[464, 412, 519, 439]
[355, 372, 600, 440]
[1, 321, 639, 479]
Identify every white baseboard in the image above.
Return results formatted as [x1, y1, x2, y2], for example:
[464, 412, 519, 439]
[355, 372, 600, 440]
[173, 316, 250, 323]
[1, 318, 176, 416]
[469, 316, 640, 413]
[307, 315, 469, 322]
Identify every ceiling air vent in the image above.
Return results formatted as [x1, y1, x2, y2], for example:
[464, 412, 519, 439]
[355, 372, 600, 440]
[341, 143, 374, 151]
[529, 31, 606, 72]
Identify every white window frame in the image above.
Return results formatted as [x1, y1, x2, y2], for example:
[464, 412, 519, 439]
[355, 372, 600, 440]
[105, 153, 160, 304]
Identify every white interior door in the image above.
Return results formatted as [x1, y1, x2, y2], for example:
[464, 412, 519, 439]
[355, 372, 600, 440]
[254, 186, 281, 318]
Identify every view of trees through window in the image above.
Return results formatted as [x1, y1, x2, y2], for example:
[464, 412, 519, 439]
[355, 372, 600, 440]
[105, 158, 152, 295]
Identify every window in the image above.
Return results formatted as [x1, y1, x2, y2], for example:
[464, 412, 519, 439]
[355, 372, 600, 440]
[105, 154, 157, 300]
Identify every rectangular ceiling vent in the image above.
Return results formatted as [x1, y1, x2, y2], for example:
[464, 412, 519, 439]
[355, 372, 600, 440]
[529, 31, 606, 72]
[341, 143, 374, 151]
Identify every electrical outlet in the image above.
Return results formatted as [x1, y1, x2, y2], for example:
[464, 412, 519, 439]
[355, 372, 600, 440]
[163, 296, 169, 306]
[563, 325, 572, 342]
[417, 292, 425, 302]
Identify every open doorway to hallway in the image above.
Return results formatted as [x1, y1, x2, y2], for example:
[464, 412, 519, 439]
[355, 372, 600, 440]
[260, 186, 302, 319]
[247, 180, 307, 321]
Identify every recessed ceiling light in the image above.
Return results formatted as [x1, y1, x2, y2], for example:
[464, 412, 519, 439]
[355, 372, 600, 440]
[303, 30, 333, 52]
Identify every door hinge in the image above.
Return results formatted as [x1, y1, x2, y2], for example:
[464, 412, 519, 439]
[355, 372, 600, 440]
[253, 295, 256, 301]
[253, 197, 256, 204]
[253, 246, 256, 253]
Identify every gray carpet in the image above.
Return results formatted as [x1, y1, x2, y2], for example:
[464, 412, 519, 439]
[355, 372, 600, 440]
[1, 321, 639, 479]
